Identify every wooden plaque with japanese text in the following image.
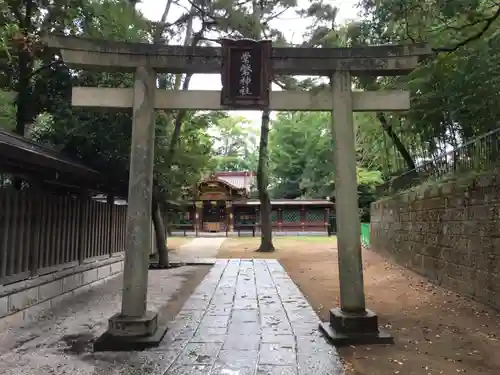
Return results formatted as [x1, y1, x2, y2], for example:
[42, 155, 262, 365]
[220, 38, 272, 108]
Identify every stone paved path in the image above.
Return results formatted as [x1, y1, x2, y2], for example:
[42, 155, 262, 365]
[0, 259, 345, 374]
[153, 259, 345, 374]
[170, 237, 226, 263]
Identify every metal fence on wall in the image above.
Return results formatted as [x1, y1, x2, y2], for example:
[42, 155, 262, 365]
[0, 187, 127, 285]
[379, 128, 500, 195]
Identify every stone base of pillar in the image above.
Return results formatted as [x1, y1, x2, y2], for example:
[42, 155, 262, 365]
[93, 311, 168, 351]
[319, 308, 393, 346]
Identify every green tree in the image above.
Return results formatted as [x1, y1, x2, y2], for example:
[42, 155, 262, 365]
[269, 111, 383, 201]
[212, 116, 258, 172]
[352, 0, 500, 178]
[14, 0, 216, 266]
[2, 0, 92, 136]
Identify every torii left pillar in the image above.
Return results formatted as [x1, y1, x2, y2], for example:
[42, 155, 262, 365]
[94, 65, 168, 351]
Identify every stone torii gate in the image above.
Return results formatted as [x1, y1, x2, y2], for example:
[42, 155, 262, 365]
[44, 35, 430, 350]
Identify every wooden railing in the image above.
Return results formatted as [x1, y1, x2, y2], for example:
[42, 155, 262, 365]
[0, 187, 127, 285]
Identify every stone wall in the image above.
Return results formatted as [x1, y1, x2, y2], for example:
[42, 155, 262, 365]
[370, 168, 500, 309]
[0, 255, 124, 329]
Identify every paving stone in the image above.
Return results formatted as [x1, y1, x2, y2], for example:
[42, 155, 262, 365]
[190, 334, 226, 343]
[261, 325, 294, 337]
[172, 311, 205, 330]
[211, 365, 256, 375]
[227, 321, 261, 335]
[297, 352, 345, 375]
[296, 335, 333, 354]
[259, 343, 297, 366]
[174, 327, 198, 341]
[211, 349, 259, 375]
[259, 304, 286, 315]
[291, 322, 320, 336]
[257, 365, 298, 375]
[230, 309, 260, 324]
[223, 334, 260, 350]
[261, 314, 292, 330]
[193, 326, 227, 338]
[233, 298, 258, 310]
[155, 334, 192, 352]
[181, 298, 211, 311]
[174, 342, 222, 366]
[166, 364, 213, 375]
[205, 305, 232, 315]
[198, 314, 230, 328]
[261, 334, 296, 346]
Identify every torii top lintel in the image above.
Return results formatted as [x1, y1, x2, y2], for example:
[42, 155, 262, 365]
[44, 35, 432, 76]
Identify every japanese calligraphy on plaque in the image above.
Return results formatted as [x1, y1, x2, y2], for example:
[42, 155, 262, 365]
[220, 38, 272, 108]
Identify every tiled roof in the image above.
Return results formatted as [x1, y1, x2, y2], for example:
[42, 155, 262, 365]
[214, 171, 256, 177]
[234, 199, 333, 206]
[216, 174, 255, 191]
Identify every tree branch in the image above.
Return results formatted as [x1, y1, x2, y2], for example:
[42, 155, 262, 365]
[433, 6, 500, 53]
[153, 0, 174, 42]
[26, 59, 64, 80]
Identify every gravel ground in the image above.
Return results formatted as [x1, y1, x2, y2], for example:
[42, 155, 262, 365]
[0, 265, 210, 375]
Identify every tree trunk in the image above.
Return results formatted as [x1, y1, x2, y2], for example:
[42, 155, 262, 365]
[256, 110, 275, 252]
[153, 0, 174, 42]
[15, 1, 34, 136]
[152, 192, 169, 267]
[160, 208, 170, 237]
[15, 51, 32, 136]
[376, 112, 416, 171]
[156, 10, 198, 204]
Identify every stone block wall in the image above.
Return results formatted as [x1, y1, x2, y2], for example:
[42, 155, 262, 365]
[370, 168, 500, 309]
[0, 255, 124, 330]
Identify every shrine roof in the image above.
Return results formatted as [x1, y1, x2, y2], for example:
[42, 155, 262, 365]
[200, 172, 255, 192]
[213, 171, 256, 177]
[0, 130, 128, 196]
[234, 199, 333, 206]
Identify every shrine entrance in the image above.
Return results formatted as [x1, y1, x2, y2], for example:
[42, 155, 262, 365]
[195, 178, 239, 233]
[44, 34, 431, 350]
[201, 200, 227, 233]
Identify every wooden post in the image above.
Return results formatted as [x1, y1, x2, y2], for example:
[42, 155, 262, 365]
[195, 201, 202, 236]
[255, 206, 260, 237]
[325, 207, 330, 234]
[226, 200, 233, 233]
[0, 189, 11, 280]
[77, 191, 88, 264]
[300, 205, 305, 232]
[29, 188, 43, 276]
[107, 194, 115, 256]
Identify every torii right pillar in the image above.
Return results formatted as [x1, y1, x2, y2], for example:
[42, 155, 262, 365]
[319, 70, 394, 345]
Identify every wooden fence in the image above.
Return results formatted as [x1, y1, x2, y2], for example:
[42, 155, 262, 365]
[0, 186, 127, 285]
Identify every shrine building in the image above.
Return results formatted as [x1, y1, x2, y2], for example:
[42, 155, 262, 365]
[171, 171, 334, 234]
